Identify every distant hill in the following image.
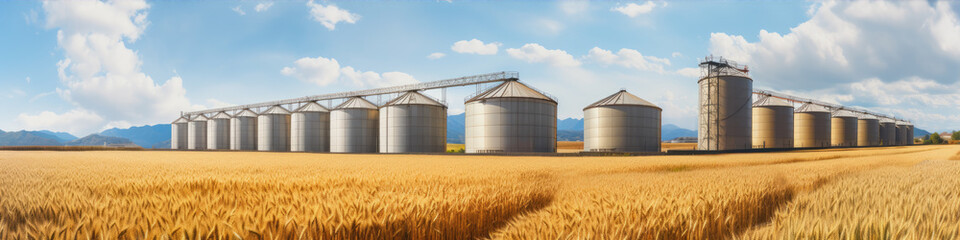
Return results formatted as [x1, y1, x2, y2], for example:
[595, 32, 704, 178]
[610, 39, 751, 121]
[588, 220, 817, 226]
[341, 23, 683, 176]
[66, 134, 135, 146]
[38, 130, 77, 142]
[0, 131, 63, 146]
[557, 118, 584, 131]
[447, 113, 466, 144]
[662, 124, 698, 141]
[152, 140, 171, 149]
[914, 128, 930, 139]
[100, 124, 171, 148]
[558, 130, 583, 141]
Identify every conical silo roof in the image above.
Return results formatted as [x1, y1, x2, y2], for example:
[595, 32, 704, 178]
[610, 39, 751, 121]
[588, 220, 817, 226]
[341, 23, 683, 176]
[191, 114, 209, 121]
[858, 113, 878, 120]
[584, 90, 661, 110]
[335, 97, 378, 109]
[294, 102, 330, 112]
[466, 80, 556, 103]
[211, 112, 232, 119]
[384, 91, 445, 107]
[752, 95, 793, 107]
[832, 109, 857, 118]
[879, 118, 896, 123]
[795, 103, 830, 113]
[235, 109, 258, 118]
[261, 105, 291, 115]
[172, 116, 189, 124]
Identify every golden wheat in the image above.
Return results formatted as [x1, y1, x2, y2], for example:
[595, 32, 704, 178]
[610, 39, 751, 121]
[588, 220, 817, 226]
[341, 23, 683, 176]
[0, 145, 957, 239]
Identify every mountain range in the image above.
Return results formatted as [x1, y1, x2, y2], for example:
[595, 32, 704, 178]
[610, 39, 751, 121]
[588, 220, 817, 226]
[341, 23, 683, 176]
[0, 115, 932, 147]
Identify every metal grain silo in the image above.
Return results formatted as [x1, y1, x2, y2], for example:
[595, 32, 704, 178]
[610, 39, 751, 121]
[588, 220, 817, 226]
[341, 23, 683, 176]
[857, 113, 880, 147]
[697, 58, 752, 150]
[171, 116, 189, 150]
[794, 103, 831, 148]
[291, 102, 330, 152]
[187, 114, 208, 150]
[230, 109, 258, 150]
[206, 112, 231, 150]
[330, 97, 379, 153]
[379, 91, 447, 153]
[831, 110, 858, 147]
[906, 122, 914, 145]
[465, 80, 557, 153]
[752, 96, 794, 149]
[257, 105, 291, 152]
[896, 121, 908, 145]
[583, 90, 661, 152]
[879, 118, 897, 146]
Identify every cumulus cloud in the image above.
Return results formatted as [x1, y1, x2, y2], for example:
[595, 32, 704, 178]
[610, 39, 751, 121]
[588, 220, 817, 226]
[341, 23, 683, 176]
[306, 1, 359, 30]
[16, 109, 105, 136]
[255, 2, 273, 12]
[611, 1, 661, 17]
[37, 0, 196, 136]
[559, 0, 589, 16]
[708, 0, 960, 130]
[427, 52, 446, 59]
[281, 56, 418, 88]
[676, 67, 699, 78]
[451, 39, 501, 55]
[507, 43, 581, 67]
[586, 47, 671, 73]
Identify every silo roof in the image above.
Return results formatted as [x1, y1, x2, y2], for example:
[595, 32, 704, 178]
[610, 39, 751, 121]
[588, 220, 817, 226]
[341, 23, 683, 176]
[832, 110, 857, 118]
[235, 109, 258, 118]
[879, 118, 896, 123]
[384, 91, 445, 107]
[752, 95, 793, 108]
[466, 80, 556, 103]
[294, 102, 330, 112]
[584, 90, 660, 110]
[211, 112, 232, 119]
[795, 103, 830, 113]
[858, 113, 878, 120]
[191, 114, 209, 121]
[335, 97, 378, 109]
[172, 116, 189, 124]
[261, 105, 291, 115]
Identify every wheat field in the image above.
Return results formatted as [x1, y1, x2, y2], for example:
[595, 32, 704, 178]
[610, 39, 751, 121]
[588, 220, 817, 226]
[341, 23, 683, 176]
[1, 145, 958, 239]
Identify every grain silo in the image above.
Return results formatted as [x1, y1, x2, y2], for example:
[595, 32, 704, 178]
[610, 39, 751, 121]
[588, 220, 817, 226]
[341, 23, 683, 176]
[857, 113, 880, 147]
[583, 90, 661, 152]
[291, 102, 330, 152]
[379, 91, 447, 153]
[230, 109, 258, 150]
[206, 112, 231, 150]
[171, 116, 189, 150]
[906, 122, 914, 145]
[187, 114, 208, 150]
[330, 97, 379, 153]
[879, 118, 897, 146]
[896, 121, 908, 145]
[697, 57, 752, 150]
[831, 110, 858, 147]
[465, 80, 557, 153]
[257, 105, 291, 152]
[793, 103, 831, 148]
[752, 95, 794, 149]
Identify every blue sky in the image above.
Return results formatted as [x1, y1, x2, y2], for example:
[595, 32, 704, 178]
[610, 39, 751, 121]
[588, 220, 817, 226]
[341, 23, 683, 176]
[2, 0, 959, 136]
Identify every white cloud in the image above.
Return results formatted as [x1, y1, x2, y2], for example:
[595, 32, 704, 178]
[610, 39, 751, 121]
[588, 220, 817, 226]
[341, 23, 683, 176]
[585, 47, 670, 73]
[559, 0, 589, 16]
[676, 67, 699, 78]
[29, 91, 56, 103]
[537, 19, 564, 35]
[281, 56, 342, 86]
[17, 109, 104, 136]
[41, 0, 196, 136]
[232, 5, 245, 15]
[451, 39, 501, 55]
[306, 1, 359, 30]
[507, 43, 581, 67]
[101, 121, 132, 132]
[282, 56, 418, 88]
[255, 2, 273, 12]
[671, 52, 682, 58]
[25, 77, 31, 83]
[427, 52, 446, 59]
[612, 1, 660, 18]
